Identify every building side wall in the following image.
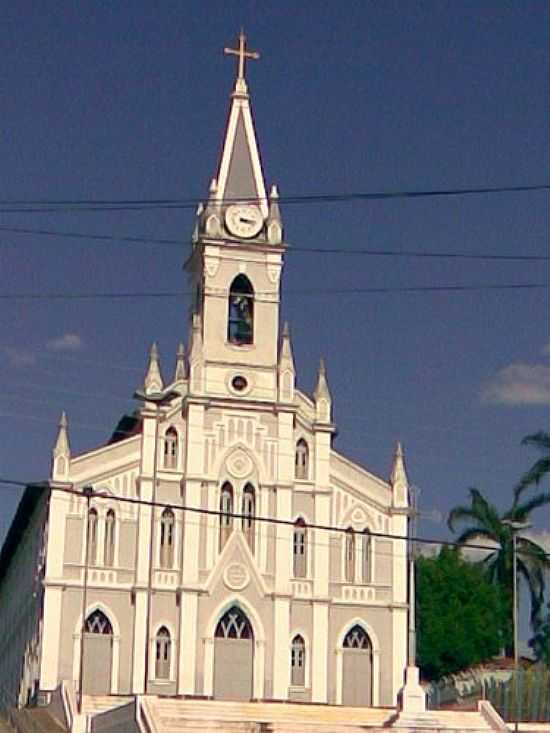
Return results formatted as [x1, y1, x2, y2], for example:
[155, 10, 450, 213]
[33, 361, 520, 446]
[0, 492, 48, 708]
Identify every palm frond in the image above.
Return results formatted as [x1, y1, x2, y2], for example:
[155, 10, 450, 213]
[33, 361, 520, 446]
[512, 492, 550, 521]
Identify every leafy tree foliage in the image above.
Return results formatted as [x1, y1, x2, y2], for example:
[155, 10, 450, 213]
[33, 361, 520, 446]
[448, 487, 550, 654]
[416, 546, 506, 679]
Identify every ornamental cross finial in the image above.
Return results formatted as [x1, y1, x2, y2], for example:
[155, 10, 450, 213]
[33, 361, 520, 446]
[224, 30, 260, 81]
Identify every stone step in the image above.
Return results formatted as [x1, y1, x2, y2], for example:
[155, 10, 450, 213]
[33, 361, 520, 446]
[81, 696, 133, 715]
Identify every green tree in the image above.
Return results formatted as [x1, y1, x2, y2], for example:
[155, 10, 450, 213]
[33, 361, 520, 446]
[516, 431, 550, 497]
[529, 601, 550, 665]
[416, 546, 505, 679]
[448, 488, 550, 654]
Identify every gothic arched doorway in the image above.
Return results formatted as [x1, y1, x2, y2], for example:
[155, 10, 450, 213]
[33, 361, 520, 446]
[82, 609, 113, 695]
[342, 625, 372, 706]
[213, 606, 254, 700]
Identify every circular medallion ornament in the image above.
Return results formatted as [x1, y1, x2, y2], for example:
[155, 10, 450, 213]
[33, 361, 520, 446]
[227, 449, 253, 479]
[224, 563, 250, 590]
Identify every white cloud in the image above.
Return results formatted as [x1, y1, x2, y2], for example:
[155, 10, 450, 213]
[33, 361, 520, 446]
[46, 333, 83, 352]
[524, 529, 550, 553]
[481, 363, 550, 406]
[2, 346, 36, 367]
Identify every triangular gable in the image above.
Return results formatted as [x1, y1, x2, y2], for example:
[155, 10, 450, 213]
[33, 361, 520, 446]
[204, 529, 268, 598]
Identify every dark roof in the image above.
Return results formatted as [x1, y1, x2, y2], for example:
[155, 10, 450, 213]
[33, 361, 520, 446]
[107, 412, 142, 445]
[0, 483, 47, 589]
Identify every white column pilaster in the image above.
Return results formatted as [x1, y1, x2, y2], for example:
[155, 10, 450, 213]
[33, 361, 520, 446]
[178, 591, 198, 694]
[131, 590, 148, 693]
[312, 601, 329, 702]
[272, 598, 290, 699]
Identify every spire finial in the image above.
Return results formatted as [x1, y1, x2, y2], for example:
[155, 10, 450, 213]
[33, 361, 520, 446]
[174, 342, 187, 381]
[143, 341, 164, 395]
[52, 410, 71, 479]
[224, 30, 260, 83]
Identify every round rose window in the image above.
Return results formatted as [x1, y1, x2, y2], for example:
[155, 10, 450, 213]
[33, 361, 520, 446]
[231, 375, 248, 392]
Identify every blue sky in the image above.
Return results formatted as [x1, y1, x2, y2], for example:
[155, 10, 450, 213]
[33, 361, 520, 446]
[2, 1, 550, 635]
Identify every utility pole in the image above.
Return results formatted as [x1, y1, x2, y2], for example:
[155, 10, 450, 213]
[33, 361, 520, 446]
[78, 485, 94, 714]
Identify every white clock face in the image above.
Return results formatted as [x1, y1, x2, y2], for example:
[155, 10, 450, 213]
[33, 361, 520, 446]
[225, 205, 263, 239]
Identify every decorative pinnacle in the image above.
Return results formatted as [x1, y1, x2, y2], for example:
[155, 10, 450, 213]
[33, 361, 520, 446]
[279, 321, 295, 372]
[53, 410, 70, 457]
[174, 342, 187, 381]
[390, 440, 408, 488]
[315, 358, 329, 393]
[143, 341, 164, 395]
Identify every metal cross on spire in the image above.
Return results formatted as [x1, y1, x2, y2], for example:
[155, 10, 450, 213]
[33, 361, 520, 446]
[224, 30, 260, 81]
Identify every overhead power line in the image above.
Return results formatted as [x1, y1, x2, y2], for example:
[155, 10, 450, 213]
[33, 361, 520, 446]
[0, 477, 547, 560]
[3, 282, 550, 301]
[0, 181, 549, 213]
[2, 224, 550, 263]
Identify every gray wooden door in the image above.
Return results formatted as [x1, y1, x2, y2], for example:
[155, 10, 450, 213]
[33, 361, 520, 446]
[213, 606, 254, 700]
[82, 634, 112, 695]
[342, 625, 372, 707]
[82, 610, 113, 695]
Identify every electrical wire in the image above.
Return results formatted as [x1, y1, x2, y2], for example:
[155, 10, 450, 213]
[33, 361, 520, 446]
[3, 223, 550, 263]
[0, 181, 549, 213]
[0, 477, 546, 560]
[2, 281, 550, 301]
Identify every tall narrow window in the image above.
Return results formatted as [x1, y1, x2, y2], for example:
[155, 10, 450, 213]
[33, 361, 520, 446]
[219, 482, 234, 551]
[163, 427, 178, 470]
[242, 484, 255, 553]
[228, 275, 254, 345]
[295, 439, 309, 480]
[87, 508, 98, 565]
[291, 635, 306, 686]
[104, 509, 116, 567]
[160, 509, 175, 568]
[362, 528, 371, 583]
[155, 626, 171, 680]
[293, 518, 307, 578]
[345, 527, 355, 583]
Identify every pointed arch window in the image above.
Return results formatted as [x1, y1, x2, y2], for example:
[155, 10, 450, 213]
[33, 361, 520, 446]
[295, 439, 309, 480]
[155, 626, 171, 680]
[219, 482, 234, 551]
[343, 625, 371, 650]
[291, 634, 306, 687]
[104, 509, 116, 567]
[345, 527, 355, 583]
[87, 508, 98, 565]
[228, 275, 254, 345]
[85, 609, 113, 635]
[362, 528, 371, 583]
[242, 483, 255, 553]
[163, 427, 178, 470]
[293, 518, 307, 578]
[215, 606, 253, 639]
[160, 508, 175, 568]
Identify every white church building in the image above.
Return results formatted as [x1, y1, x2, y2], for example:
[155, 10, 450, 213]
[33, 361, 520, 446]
[0, 33, 411, 714]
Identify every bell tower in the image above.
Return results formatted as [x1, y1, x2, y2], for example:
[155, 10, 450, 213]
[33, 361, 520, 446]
[185, 32, 286, 403]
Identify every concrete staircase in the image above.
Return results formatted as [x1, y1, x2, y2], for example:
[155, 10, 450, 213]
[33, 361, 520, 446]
[143, 697, 393, 732]
[80, 696, 133, 716]
[392, 709, 493, 730]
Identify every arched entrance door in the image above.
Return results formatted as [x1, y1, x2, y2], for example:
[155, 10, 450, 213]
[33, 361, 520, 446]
[342, 625, 372, 707]
[82, 610, 113, 695]
[214, 606, 254, 700]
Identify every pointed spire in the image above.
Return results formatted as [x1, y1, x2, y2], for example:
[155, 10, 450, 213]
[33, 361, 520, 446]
[279, 322, 295, 372]
[215, 35, 268, 217]
[53, 411, 70, 458]
[267, 184, 283, 244]
[314, 358, 331, 401]
[143, 342, 164, 395]
[174, 342, 187, 381]
[52, 411, 70, 480]
[277, 322, 295, 403]
[390, 441, 409, 507]
[314, 358, 332, 423]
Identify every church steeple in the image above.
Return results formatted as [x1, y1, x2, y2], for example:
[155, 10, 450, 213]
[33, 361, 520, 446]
[215, 31, 268, 217]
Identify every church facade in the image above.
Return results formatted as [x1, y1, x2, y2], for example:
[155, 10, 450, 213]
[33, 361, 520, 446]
[0, 35, 409, 711]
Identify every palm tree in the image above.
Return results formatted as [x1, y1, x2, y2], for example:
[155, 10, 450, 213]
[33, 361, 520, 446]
[448, 488, 550, 656]
[516, 431, 550, 499]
